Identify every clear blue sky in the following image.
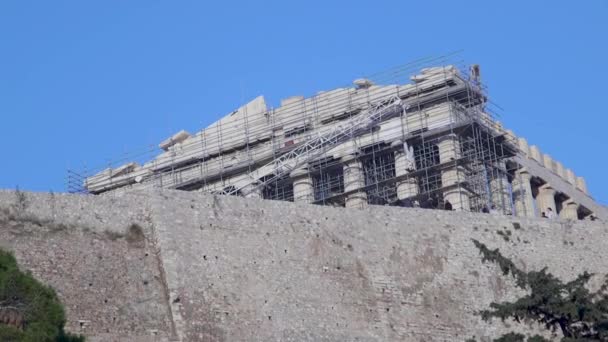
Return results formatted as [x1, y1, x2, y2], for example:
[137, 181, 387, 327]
[1, 1, 607, 204]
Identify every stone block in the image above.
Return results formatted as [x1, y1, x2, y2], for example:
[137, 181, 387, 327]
[529, 145, 542, 163]
[576, 177, 588, 194]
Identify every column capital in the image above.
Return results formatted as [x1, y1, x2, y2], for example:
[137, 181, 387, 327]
[559, 198, 579, 220]
[436, 133, 458, 143]
[341, 153, 359, 164]
[390, 139, 403, 148]
[290, 166, 310, 179]
[539, 183, 555, 192]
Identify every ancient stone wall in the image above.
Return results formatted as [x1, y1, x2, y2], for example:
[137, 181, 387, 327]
[0, 190, 174, 342]
[0, 189, 606, 341]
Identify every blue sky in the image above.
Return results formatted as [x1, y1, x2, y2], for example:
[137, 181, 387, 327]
[1, 1, 607, 204]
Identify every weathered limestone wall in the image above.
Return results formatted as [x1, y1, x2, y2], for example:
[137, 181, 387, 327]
[0, 190, 174, 342]
[151, 191, 608, 341]
[0, 189, 606, 341]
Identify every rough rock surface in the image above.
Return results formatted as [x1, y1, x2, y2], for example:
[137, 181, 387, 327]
[0, 189, 606, 341]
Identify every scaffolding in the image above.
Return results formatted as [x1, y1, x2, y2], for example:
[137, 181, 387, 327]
[67, 54, 519, 214]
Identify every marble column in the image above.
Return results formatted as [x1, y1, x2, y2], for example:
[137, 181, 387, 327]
[559, 199, 579, 220]
[536, 184, 557, 217]
[437, 134, 470, 211]
[512, 169, 535, 218]
[291, 168, 314, 203]
[342, 154, 367, 209]
[489, 161, 512, 214]
[392, 140, 418, 201]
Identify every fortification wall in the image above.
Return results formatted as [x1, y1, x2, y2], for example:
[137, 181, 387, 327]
[0, 190, 174, 342]
[0, 189, 606, 341]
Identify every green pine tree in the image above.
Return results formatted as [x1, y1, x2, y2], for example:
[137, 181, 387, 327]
[0, 249, 85, 342]
[471, 239, 608, 341]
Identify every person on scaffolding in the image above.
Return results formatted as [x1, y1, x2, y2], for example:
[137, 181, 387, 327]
[444, 200, 453, 211]
[422, 195, 436, 209]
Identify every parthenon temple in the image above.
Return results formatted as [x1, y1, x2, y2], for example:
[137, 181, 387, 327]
[74, 61, 605, 221]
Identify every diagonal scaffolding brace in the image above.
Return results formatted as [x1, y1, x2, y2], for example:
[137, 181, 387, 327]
[224, 96, 405, 197]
